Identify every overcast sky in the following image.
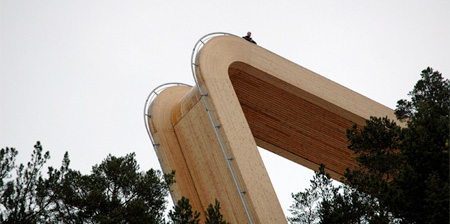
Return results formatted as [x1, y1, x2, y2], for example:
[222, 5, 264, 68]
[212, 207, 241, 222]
[1, 0, 449, 216]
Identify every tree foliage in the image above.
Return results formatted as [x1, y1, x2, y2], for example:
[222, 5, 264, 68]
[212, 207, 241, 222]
[51, 153, 175, 224]
[205, 199, 230, 224]
[168, 196, 200, 224]
[288, 165, 335, 224]
[0, 143, 174, 223]
[168, 197, 231, 224]
[289, 67, 449, 224]
[0, 142, 53, 223]
[288, 165, 398, 224]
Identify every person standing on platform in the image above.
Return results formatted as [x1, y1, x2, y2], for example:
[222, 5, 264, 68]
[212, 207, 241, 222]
[242, 32, 257, 44]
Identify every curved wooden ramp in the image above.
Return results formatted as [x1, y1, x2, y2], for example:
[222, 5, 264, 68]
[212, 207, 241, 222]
[147, 35, 398, 223]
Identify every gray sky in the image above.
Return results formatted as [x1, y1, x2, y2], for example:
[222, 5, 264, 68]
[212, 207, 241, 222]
[1, 0, 449, 216]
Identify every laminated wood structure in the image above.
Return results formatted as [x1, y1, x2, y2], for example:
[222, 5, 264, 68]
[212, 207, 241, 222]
[146, 35, 399, 223]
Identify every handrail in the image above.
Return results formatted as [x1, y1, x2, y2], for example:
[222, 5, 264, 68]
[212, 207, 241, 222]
[144, 82, 192, 149]
[190, 33, 255, 224]
[144, 33, 255, 223]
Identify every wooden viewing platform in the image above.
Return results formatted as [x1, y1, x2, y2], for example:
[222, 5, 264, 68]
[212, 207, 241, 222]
[147, 35, 399, 223]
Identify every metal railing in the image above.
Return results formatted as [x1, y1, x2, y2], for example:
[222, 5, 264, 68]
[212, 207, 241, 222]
[144, 82, 192, 149]
[144, 33, 254, 223]
[191, 33, 255, 224]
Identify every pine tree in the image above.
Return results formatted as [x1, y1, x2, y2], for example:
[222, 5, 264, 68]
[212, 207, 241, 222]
[205, 199, 230, 224]
[168, 196, 200, 224]
[0, 142, 52, 223]
[289, 67, 449, 224]
[0, 143, 174, 224]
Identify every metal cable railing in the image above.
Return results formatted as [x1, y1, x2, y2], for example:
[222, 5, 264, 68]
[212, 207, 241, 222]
[191, 33, 255, 224]
[144, 33, 254, 223]
[144, 82, 192, 149]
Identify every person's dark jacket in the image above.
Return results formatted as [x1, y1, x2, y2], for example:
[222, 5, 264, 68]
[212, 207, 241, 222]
[242, 35, 257, 44]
